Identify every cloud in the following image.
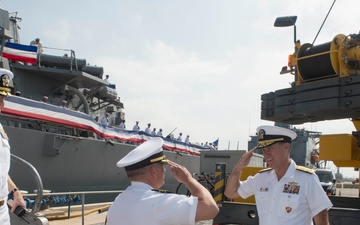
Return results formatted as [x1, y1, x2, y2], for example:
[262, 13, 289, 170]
[134, 14, 143, 27]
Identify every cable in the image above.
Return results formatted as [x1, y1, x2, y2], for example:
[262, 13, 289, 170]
[311, 0, 337, 47]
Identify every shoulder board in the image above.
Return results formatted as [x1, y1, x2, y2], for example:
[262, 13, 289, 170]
[259, 168, 272, 173]
[296, 166, 315, 174]
[152, 189, 173, 193]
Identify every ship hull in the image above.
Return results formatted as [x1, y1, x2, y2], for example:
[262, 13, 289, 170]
[6, 126, 200, 199]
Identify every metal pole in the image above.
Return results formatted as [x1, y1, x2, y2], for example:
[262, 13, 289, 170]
[67, 201, 71, 219]
[11, 154, 43, 213]
[214, 163, 226, 202]
[82, 193, 85, 225]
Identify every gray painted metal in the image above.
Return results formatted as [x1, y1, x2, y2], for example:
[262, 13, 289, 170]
[261, 75, 360, 124]
[213, 201, 259, 225]
[213, 200, 360, 225]
[10, 211, 49, 225]
[200, 150, 264, 176]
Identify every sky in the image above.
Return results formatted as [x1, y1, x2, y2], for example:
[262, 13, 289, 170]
[1, 0, 359, 178]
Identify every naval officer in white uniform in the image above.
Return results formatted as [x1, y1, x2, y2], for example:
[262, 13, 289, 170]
[225, 125, 332, 225]
[106, 137, 219, 225]
[0, 68, 26, 224]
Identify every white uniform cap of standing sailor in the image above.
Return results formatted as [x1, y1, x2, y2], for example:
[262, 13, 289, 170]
[0, 68, 14, 97]
[256, 125, 297, 148]
[117, 137, 168, 171]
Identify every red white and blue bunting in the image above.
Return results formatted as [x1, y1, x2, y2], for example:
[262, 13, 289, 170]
[3, 96, 207, 156]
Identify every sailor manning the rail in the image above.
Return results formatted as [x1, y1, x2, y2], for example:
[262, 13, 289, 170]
[0, 68, 26, 224]
[224, 125, 332, 225]
[132, 121, 140, 131]
[106, 137, 219, 225]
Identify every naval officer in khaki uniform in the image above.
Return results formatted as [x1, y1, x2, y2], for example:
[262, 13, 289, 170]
[225, 125, 332, 225]
[0, 68, 26, 224]
[106, 137, 219, 225]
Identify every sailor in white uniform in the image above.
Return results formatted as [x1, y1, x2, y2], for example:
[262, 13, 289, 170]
[101, 113, 110, 126]
[144, 123, 151, 134]
[156, 128, 163, 137]
[132, 121, 140, 131]
[0, 68, 26, 224]
[225, 125, 332, 225]
[119, 120, 126, 130]
[177, 132, 182, 142]
[151, 128, 156, 136]
[185, 135, 190, 144]
[106, 137, 219, 225]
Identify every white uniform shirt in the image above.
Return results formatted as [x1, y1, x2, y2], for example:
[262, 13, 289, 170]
[0, 123, 11, 224]
[133, 124, 140, 131]
[237, 160, 332, 225]
[185, 137, 190, 144]
[107, 182, 198, 225]
[119, 122, 125, 129]
[101, 117, 109, 126]
[145, 127, 151, 134]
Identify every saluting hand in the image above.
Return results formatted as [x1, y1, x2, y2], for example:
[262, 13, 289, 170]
[236, 147, 255, 170]
[224, 147, 256, 199]
[167, 161, 193, 184]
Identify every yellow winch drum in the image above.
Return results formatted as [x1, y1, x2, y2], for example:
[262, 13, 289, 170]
[297, 42, 336, 82]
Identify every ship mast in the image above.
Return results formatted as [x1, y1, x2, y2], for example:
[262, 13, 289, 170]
[9, 12, 22, 43]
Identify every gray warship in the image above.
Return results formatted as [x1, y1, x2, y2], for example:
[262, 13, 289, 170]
[0, 8, 206, 202]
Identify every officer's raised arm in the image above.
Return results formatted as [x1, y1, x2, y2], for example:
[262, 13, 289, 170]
[168, 160, 219, 221]
[224, 148, 255, 199]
